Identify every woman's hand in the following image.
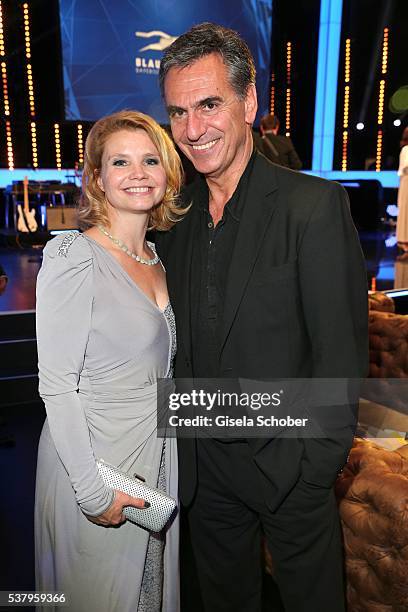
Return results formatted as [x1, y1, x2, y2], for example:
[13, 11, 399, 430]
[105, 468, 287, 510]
[86, 489, 149, 527]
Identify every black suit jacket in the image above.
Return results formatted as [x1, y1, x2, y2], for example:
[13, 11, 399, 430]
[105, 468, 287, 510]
[253, 131, 302, 170]
[156, 153, 368, 509]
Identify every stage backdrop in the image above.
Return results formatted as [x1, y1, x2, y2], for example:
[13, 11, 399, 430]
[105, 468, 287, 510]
[59, 0, 273, 124]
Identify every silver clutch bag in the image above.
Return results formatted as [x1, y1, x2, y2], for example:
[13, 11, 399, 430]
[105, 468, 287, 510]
[96, 459, 177, 532]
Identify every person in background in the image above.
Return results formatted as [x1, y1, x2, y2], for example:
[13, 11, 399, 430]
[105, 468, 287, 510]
[396, 126, 408, 258]
[35, 110, 186, 612]
[156, 22, 368, 612]
[254, 113, 302, 170]
[0, 263, 8, 295]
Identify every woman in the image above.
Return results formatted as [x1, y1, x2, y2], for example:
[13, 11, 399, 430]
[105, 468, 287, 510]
[35, 110, 186, 611]
[396, 126, 408, 257]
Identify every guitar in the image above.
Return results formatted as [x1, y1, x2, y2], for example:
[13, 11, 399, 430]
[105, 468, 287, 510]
[16, 176, 38, 233]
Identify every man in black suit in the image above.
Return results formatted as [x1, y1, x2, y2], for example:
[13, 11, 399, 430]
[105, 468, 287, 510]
[254, 113, 302, 170]
[157, 23, 368, 612]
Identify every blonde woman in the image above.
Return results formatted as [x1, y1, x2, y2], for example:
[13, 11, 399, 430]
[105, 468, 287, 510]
[35, 110, 186, 611]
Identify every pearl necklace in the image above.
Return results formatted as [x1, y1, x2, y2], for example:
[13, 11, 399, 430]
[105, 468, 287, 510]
[97, 226, 160, 266]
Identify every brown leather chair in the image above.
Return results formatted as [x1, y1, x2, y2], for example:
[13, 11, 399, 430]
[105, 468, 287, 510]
[368, 292, 395, 314]
[367, 291, 408, 412]
[368, 292, 408, 378]
[369, 310, 408, 379]
[336, 438, 408, 611]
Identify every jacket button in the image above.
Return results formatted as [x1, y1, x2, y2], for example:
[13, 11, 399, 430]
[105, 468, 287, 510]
[185, 359, 191, 368]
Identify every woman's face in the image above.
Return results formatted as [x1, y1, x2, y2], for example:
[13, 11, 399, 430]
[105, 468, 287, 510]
[97, 128, 167, 219]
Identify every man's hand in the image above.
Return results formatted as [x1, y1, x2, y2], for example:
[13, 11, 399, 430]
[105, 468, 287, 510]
[86, 489, 149, 527]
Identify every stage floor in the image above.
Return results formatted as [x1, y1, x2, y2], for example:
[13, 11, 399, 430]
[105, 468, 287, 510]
[0, 226, 407, 314]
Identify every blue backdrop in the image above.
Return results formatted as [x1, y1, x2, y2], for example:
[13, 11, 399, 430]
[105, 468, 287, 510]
[59, 0, 273, 124]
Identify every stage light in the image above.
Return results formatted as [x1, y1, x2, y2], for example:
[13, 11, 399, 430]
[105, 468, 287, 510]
[374, 27, 390, 171]
[54, 124, 62, 170]
[6, 119, 14, 170]
[0, 2, 4, 57]
[286, 42, 292, 82]
[77, 124, 84, 164]
[0, 6, 10, 116]
[22, 3, 38, 155]
[375, 130, 383, 172]
[1, 62, 9, 115]
[381, 28, 389, 75]
[377, 79, 386, 125]
[341, 131, 349, 172]
[394, 119, 401, 127]
[343, 86, 350, 129]
[270, 71, 275, 115]
[30, 121, 38, 168]
[22, 5, 36, 119]
[389, 86, 408, 114]
[342, 38, 351, 171]
[356, 122, 364, 130]
[0, 2, 14, 164]
[386, 205, 398, 218]
[342, 38, 351, 172]
[285, 42, 292, 137]
[344, 38, 351, 83]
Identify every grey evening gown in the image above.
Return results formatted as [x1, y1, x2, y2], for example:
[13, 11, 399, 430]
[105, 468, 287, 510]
[35, 231, 179, 612]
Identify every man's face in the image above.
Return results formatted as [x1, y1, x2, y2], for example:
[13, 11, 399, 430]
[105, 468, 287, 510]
[164, 53, 257, 180]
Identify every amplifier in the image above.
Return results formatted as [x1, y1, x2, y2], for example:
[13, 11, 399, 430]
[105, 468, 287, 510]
[46, 206, 78, 230]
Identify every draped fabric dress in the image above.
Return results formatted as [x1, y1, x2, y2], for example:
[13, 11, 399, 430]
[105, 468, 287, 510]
[34, 232, 179, 612]
[397, 145, 408, 247]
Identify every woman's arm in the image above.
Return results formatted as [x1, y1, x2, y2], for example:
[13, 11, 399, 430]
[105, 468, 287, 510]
[37, 234, 148, 523]
[37, 233, 115, 516]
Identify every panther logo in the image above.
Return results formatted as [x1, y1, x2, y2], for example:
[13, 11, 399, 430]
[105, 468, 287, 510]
[135, 31, 178, 52]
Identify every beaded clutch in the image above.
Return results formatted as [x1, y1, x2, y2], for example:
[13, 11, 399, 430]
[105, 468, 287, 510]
[96, 459, 177, 532]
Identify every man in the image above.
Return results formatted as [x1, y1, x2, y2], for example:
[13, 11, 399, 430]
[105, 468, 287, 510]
[0, 263, 8, 296]
[156, 23, 368, 612]
[254, 113, 302, 170]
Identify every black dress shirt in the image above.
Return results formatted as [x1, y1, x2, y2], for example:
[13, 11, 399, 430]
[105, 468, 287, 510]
[191, 151, 257, 378]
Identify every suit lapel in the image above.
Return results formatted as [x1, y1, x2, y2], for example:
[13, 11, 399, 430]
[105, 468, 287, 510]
[174, 201, 201, 362]
[220, 156, 279, 352]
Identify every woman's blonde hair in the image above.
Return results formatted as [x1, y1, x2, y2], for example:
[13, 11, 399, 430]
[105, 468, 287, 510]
[78, 110, 186, 231]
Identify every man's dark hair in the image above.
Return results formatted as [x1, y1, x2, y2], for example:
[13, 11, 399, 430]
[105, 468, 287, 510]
[159, 22, 256, 100]
[260, 114, 280, 131]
